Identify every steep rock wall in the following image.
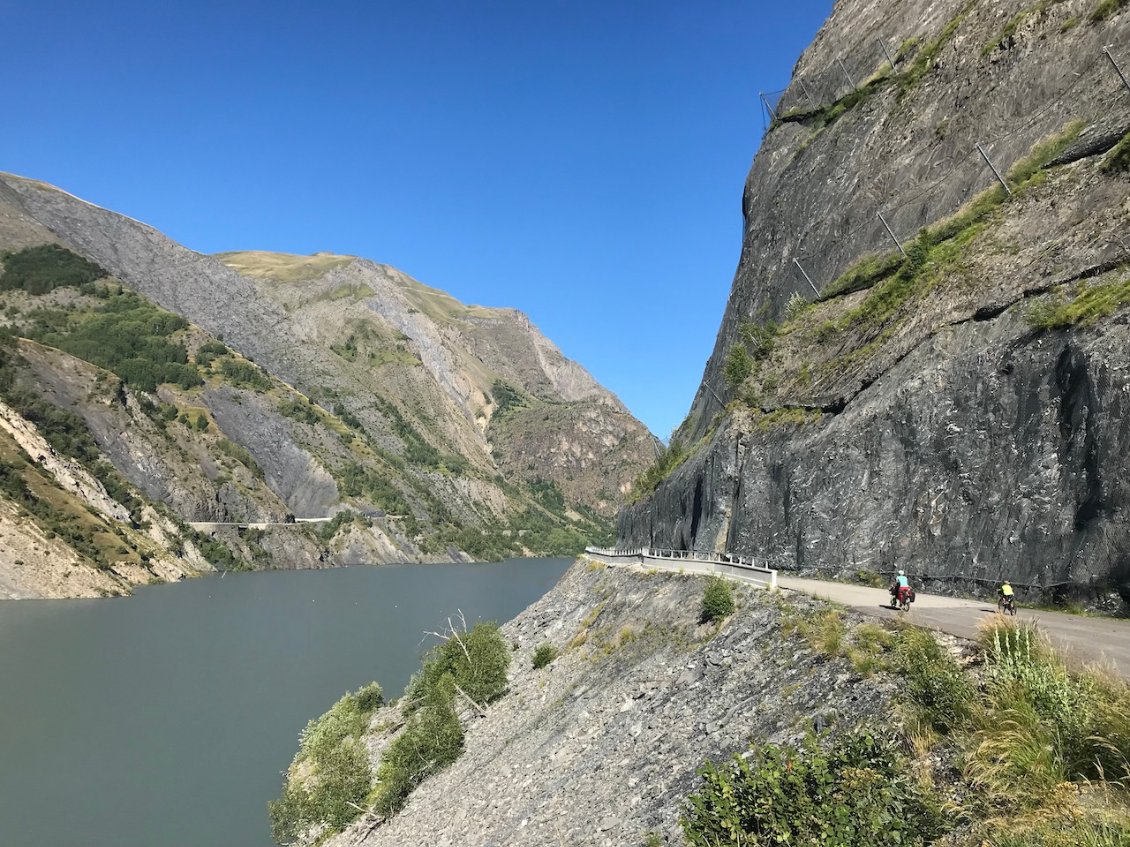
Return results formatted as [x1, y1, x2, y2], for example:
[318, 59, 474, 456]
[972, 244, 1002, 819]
[624, 0, 1130, 601]
[622, 306, 1130, 599]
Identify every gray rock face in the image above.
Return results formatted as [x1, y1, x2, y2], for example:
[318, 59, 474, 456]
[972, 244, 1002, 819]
[687, 0, 1130, 432]
[205, 387, 340, 518]
[623, 0, 1130, 601]
[321, 561, 896, 847]
[622, 308, 1130, 599]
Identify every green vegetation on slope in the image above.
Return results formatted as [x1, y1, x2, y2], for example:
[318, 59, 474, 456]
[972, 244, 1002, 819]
[0, 333, 145, 525]
[898, 1, 976, 97]
[700, 576, 734, 623]
[270, 622, 510, 843]
[1091, 0, 1129, 23]
[490, 379, 527, 416]
[982, 0, 1069, 56]
[631, 441, 689, 499]
[0, 244, 106, 294]
[775, 1, 974, 132]
[1028, 275, 1130, 329]
[215, 357, 270, 391]
[21, 287, 202, 392]
[703, 121, 1093, 418]
[690, 608, 1130, 847]
[683, 730, 946, 847]
[1102, 130, 1130, 174]
[268, 683, 385, 843]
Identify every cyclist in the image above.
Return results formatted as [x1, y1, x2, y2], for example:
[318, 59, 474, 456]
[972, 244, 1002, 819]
[889, 569, 912, 608]
[997, 580, 1015, 612]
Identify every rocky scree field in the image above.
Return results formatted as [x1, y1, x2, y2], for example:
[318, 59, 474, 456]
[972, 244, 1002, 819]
[275, 558, 1130, 847]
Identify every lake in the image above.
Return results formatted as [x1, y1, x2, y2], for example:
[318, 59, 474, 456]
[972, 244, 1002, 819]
[0, 558, 572, 847]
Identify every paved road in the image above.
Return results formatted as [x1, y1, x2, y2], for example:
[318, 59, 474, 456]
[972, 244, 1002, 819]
[778, 576, 1130, 674]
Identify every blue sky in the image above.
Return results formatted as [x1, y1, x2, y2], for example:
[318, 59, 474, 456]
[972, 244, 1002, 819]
[2, 0, 832, 439]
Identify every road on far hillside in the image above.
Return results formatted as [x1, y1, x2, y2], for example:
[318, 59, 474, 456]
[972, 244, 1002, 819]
[777, 576, 1130, 675]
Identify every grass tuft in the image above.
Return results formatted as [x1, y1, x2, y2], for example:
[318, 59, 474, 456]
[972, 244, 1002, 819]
[1101, 130, 1130, 174]
[1027, 276, 1130, 330]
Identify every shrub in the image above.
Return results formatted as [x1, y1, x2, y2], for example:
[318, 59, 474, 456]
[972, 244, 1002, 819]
[217, 357, 271, 390]
[700, 576, 735, 623]
[278, 397, 321, 426]
[892, 627, 976, 733]
[371, 622, 510, 817]
[0, 245, 106, 294]
[490, 380, 526, 416]
[532, 643, 558, 669]
[372, 674, 463, 817]
[407, 620, 511, 708]
[723, 345, 753, 388]
[317, 510, 363, 544]
[682, 729, 947, 847]
[967, 619, 1130, 806]
[194, 340, 228, 367]
[268, 682, 383, 844]
[632, 441, 689, 498]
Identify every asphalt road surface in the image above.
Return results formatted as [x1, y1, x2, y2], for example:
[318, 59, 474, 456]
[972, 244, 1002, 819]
[777, 576, 1130, 675]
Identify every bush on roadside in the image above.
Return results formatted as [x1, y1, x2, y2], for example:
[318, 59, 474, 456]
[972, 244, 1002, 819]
[682, 729, 947, 847]
[700, 576, 735, 623]
[966, 620, 1130, 810]
[892, 625, 976, 733]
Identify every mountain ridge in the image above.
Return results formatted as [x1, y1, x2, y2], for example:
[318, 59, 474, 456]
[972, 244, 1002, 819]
[0, 173, 657, 598]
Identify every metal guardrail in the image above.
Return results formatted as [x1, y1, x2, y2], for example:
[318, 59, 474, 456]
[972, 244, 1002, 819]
[584, 547, 778, 590]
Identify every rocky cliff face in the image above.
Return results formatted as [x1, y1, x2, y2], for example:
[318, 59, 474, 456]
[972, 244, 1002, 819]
[622, 0, 1130, 603]
[0, 176, 657, 597]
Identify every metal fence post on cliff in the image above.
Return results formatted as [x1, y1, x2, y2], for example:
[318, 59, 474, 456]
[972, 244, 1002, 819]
[877, 211, 907, 257]
[1103, 46, 1130, 95]
[878, 39, 897, 73]
[759, 92, 779, 126]
[836, 58, 857, 92]
[793, 258, 820, 296]
[976, 142, 1012, 197]
[799, 78, 817, 106]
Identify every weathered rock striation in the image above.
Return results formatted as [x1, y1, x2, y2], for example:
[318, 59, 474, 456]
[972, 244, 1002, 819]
[621, 0, 1130, 602]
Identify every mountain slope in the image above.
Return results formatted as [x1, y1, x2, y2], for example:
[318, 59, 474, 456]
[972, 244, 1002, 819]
[620, 0, 1130, 606]
[0, 176, 657, 597]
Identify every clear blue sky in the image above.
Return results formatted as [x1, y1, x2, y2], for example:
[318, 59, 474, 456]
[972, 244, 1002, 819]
[2, 0, 832, 439]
